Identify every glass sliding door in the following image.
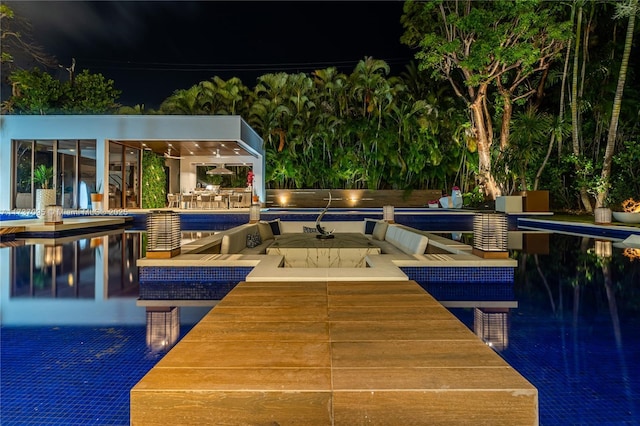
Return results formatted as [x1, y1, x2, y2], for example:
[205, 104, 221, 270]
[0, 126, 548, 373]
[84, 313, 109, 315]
[12, 139, 96, 211]
[124, 148, 140, 208]
[14, 140, 34, 209]
[79, 140, 97, 210]
[57, 140, 78, 209]
[109, 142, 141, 209]
[109, 143, 124, 209]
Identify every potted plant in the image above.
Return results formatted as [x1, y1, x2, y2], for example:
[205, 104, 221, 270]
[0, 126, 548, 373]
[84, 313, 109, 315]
[90, 180, 103, 211]
[588, 176, 612, 224]
[33, 164, 55, 218]
[90, 181, 103, 202]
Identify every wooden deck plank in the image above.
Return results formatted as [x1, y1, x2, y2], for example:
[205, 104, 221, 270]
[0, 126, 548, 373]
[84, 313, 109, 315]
[329, 319, 476, 341]
[184, 320, 330, 342]
[331, 340, 509, 368]
[333, 391, 537, 425]
[137, 367, 332, 391]
[155, 340, 330, 368]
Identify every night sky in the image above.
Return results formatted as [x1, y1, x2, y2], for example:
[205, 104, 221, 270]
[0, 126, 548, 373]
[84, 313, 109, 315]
[7, 1, 415, 108]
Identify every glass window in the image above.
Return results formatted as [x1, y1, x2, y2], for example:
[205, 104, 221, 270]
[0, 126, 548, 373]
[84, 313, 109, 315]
[12, 139, 96, 210]
[14, 140, 34, 209]
[109, 142, 123, 209]
[79, 140, 97, 209]
[57, 140, 78, 208]
[124, 148, 140, 208]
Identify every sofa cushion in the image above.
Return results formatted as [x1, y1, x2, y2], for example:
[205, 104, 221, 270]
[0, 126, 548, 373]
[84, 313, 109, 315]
[221, 224, 258, 254]
[384, 225, 429, 255]
[240, 240, 273, 255]
[372, 221, 388, 241]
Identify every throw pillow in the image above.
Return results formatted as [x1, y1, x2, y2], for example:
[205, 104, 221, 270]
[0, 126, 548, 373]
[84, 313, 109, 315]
[303, 225, 318, 233]
[372, 221, 388, 241]
[257, 222, 274, 241]
[246, 232, 262, 248]
[262, 219, 281, 235]
[364, 219, 378, 234]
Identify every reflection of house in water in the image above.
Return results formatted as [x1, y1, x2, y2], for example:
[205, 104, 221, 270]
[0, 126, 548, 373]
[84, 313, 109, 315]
[10, 230, 142, 299]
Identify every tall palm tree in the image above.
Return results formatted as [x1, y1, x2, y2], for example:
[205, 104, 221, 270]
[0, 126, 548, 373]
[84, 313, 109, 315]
[199, 76, 250, 116]
[597, 0, 638, 208]
[159, 86, 203, 114]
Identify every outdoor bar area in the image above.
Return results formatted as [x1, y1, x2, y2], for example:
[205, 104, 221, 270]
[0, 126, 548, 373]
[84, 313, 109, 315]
[0, 115, 265, 213]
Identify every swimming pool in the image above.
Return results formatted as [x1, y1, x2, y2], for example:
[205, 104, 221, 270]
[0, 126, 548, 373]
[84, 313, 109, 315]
[1, 225, 639, 424]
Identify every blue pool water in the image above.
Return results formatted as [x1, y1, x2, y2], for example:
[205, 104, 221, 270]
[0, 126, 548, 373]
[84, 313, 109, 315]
[1, 326, 168, 425]
[1, 223, 640, 425]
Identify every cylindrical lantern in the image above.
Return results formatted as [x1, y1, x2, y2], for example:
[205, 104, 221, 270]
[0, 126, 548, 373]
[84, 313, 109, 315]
[249, 204, 261, 223]
[383, 205, 395, 223]
[146, 210, 181, 258]
[44, 205, 63, 225]
[472, 213, 508, 258]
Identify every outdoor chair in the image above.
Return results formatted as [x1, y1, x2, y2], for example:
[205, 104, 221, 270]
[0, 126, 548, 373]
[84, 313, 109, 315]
[167, 193, 179, 208]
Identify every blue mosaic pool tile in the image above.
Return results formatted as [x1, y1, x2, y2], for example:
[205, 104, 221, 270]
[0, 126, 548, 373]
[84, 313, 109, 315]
[419, 282, 515, 301]
[139, 266, 252, 283]
[138, 266, 250, 300]
[402, 266, 514, 283]
[0, 325, 197, 426]
[139, 280, 238, 300]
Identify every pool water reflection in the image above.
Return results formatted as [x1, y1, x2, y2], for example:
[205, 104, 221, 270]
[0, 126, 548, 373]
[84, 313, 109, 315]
[1, 227, 639, 425]
[453, 232, 640, 424]
[1, 229, 215, 425]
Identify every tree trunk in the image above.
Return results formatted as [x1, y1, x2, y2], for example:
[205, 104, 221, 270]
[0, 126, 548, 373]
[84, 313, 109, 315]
[470, 83, 499, 200]
[597, 0, 637, 208]
[570, 4, 592, 212]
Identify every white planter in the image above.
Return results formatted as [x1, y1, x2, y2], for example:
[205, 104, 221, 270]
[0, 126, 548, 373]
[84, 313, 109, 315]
[35, 189, 56, 218]
[612, 211, 640, 224]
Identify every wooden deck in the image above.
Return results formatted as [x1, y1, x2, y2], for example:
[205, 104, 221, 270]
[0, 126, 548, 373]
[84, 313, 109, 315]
[131, 280, 537, 425]
[0, 216, 128, 235]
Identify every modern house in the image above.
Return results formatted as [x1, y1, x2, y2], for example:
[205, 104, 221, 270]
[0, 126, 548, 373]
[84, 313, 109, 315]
[0, 115, 264, 212]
